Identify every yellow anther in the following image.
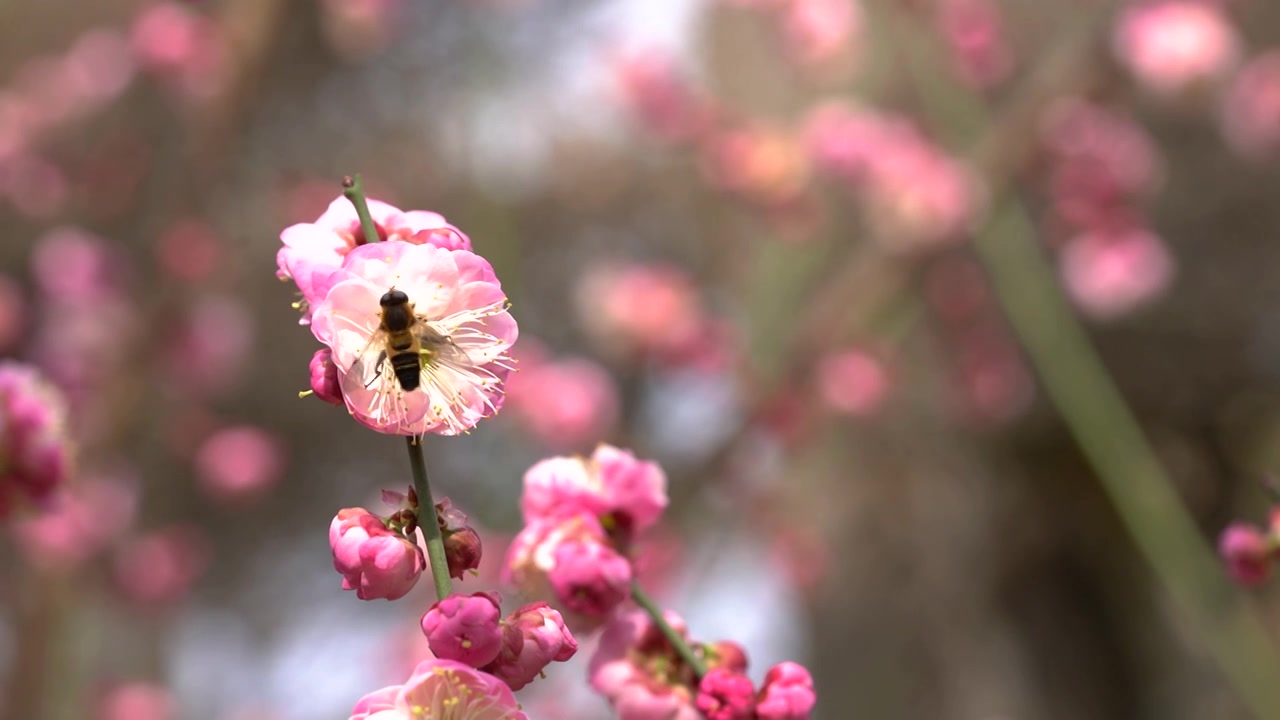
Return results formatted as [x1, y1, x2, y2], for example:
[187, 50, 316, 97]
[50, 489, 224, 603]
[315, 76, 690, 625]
[298, 390, 314, 399]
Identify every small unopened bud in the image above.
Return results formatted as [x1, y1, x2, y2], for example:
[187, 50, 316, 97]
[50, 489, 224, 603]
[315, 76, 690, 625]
[697, 668, 756, 720]
[308, 349, 342, 405]
[1219, 522, 1274, 586]
[705, 640, 749, 674]
[420, 591, 504, 668]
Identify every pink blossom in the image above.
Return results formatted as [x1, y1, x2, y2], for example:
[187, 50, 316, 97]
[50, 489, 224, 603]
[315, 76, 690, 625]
[504, 346, 620, 450]
[590, 611, 701, 720]
[1059, 228, 1174, 319]
[504, 512, 609, 596]
[348, 659, 528, 720]
[613, 51, 714, 143]
[548, 539, 633, 616]
[701, 125, 811, 209]
[815, 348, 890, 416]
[277, 196, 471, 322]
[13, 473, 136, 571]
[1221, 51, 1280, 158]
[803, 102, 922, 184]
[521, 444, 669, 535]
[114, 526, 209, 605]
[1113, 1, 1238, 96]
[577, 263, 705, 361]
[129, 3, 224, 99]
[309, 348, 344, 405]
[938, 0, 1013, 88]
[0, 362, 72, 516]
[1219, 522, 1273, 586]
[330, 507, 424, 600]
[97, 682, 174, 720]
[755, 662, 817, 720]
[310, 242, 516, 436]
[784, 0, 862, 67]
[63, 30, 136, 108]
[697, 669, 756, 720]
[861, 140, 981, 251]
[195, 426, 285, 504]
[484, 601, 578, 691]
[421, 592, 505, 668]
[165, 295, 253, 395]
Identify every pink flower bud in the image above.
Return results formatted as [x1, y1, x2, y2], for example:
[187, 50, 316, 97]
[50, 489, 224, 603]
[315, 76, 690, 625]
[420, 591, 504, 668]
[329, 507, 424, 601]
[0, 362, 72, 513]
[1219, 523, 1273, 586]
[309, 349, 342, 405]
[705, 640, 749, 674]
[697, 668, 756, 720]
[484, 601, 578, 691]
[755, 662, 816, 720]
[548, 539, 632, 616]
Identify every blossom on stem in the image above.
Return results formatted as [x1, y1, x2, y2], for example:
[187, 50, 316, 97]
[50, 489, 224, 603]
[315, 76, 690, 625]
[347, 659, 528, 720]
[0, 362, 72, 516]
[483, 601, 578, 691]
[421, 592, 505, 668]
[309, 348, 343, 405]
[696, 668, 757, 720]
[589, 611, 701, 720]
[521, 444, 668, 537]
[310, 242, 517, 436]
[436, 498, 484, 579]
[330, 507, 424, 600]
[504, 511, 632, 617]
[754, 662, 817, 720]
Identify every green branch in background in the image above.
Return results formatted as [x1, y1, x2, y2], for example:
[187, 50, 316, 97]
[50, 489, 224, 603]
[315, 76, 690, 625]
[875, 3, 1280, 716]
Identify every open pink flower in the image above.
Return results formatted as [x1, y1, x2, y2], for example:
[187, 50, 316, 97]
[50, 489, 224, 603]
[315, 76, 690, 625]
[503, 511, 630, 610]
[310, 242, 517, 436]
[330, 507, 424, 600]
[521, 444, 668, 536]
[1113, 1, 1238, 96]
[348, 659, 528, 720]
[277, 196, 471, 323]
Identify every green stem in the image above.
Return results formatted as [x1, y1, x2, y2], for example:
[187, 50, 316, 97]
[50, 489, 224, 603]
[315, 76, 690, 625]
[343, 174, 381, 245]
[630, 581, 708, 679]
[407, 437, 453, 602]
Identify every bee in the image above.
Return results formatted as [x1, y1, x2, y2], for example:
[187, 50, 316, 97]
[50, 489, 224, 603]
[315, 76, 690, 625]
[353, 288, 470, 395]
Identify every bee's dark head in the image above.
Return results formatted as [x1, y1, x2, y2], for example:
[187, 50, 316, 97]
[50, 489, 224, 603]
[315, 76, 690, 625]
[380, 289, 409, 307]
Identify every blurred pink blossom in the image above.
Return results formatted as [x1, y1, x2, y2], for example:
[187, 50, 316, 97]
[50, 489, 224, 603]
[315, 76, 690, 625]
[63, 30, 137, 109]
[613, 51, 715, 143]
[697, 668, 757, 720]
[754, 662, 817, 720]
[701, 125, 811, 209]
[483, 601, 578, 691]
[195, 425, 285, 504]
[1059, 227, 1175, 319]
[0, 362, 72, 516]
[504, 512, 623, 606]
[521, 444, 669, 536]
[319, 0, 405, 62]
[329, 507, 424, 601]
[589, 611, 700, 720]
[1113, 1, 1239, 96]
[862, 140, 982, 250]
[167, 295, 254, 395]
[310, 242, 516, 436]
[0, 275, 25, 352]
[1219, 522, 1273, 586]
[577, 263, 705, 361]
[783, 0, 862, 68]
[436, 498, 484, 580]
[114, 526, 209, 606]
[13, 474, 137, 571]
[504, 343, 619, 450]
[97, 682, 175, 720]
[1221, 51, 1280, 157]
[420, 592, 505, 668]
[804, 102, 921, 184]
[937, 0, 1013, 88]
[549, 538, 633, 616]
[348, 659, 528, 720]
[953, 331, 1035, 425]
[815, 348, 890, 416]
[155, 219, 223, 282]
[130, 2, 225, 100]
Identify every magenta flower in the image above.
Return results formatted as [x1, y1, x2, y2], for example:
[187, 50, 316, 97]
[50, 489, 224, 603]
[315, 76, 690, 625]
[420, 592, 505, 668]
[347, 659, 528, 720]
[329, 507, 424, 600]
[484, 601, 578, 691]
[521, 444, 668, 536]
[309, 242, 517, 436]
[548, 539, 633, 617]
[277, 195, 470, 323]
[755, 662, 817, 720]
[590, 611, 701, 720]
[696, 668, 757, 720]
[0, 362, 72, 516]
[1219, 522, 1273, 586]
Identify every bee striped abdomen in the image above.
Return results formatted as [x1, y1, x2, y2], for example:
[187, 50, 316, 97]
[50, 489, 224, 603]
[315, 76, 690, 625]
[390, 353, 422, 391]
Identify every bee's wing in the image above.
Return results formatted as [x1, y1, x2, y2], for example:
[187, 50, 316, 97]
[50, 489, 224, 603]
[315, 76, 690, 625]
[346, 328, 394, 391]
[414, 323, 475, 367]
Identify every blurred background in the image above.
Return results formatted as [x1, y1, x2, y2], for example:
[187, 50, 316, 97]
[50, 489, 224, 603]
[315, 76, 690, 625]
[4, 0, 1280, 718]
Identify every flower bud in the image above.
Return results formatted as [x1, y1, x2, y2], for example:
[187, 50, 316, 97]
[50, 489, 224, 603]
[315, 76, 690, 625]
[705, 640, 749, 674]
[420, 592, 505, 668]
[484, 601, 578, 690]
[1219, 522, 1273, 586]
[696, 668, 756, 720]
[436, 498, 482, 579]
[309, 349, 342, 405]
[329, 507, 424, 601]
[0, 362, 72, 513]
[755, 662, 816, 720]
[548, 539, 632, 616]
